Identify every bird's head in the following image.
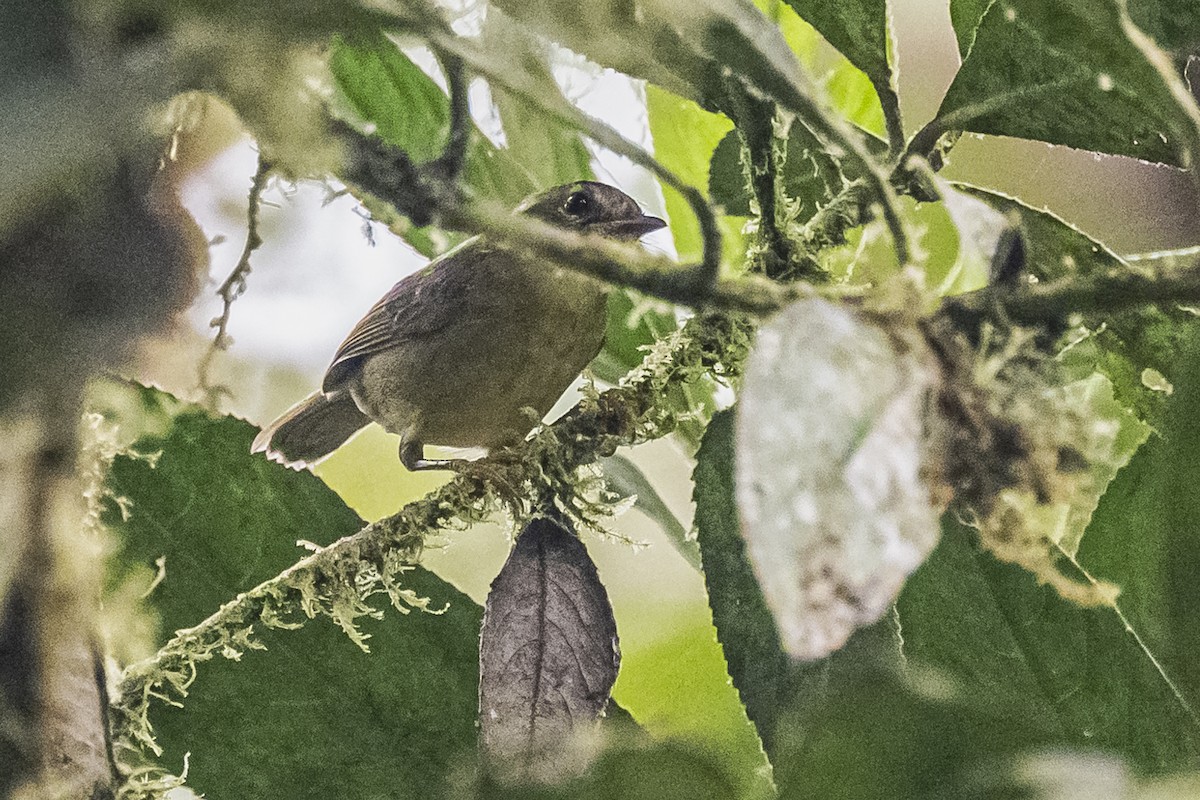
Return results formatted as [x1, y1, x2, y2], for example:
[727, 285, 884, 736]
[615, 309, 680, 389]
[517, 181, 667, 241]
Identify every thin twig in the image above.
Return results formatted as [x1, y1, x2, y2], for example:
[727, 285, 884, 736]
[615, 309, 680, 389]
[196, 153, 272, 408]
[440, 197, 809, 312]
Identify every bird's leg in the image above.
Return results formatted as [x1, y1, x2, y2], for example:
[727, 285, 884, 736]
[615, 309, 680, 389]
[398, 437, 469, 472]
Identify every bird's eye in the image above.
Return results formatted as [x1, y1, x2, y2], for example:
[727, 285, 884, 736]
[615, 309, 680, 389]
[563, 191, 590, 217]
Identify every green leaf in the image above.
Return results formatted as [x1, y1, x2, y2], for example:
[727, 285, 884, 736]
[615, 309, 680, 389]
[102, 387, 482, 796]
[645, 86, 743, 265]
[896, 519, 1200, 774]
[693, 411, 792, 752]
[771, 659, 1046, 800]
[708, 117, 884, 225]
[949, 0, 993, 55]
[964, 186, 1195, 425]
[468, 738, 740, 799]
[329, 34, 536, 208]
[938, 0, 1194, 164]
[773, 2, 888, 140]
[779, 0, 891, 92]
[1077, 326, 1200, 722]
[694, 408, 910, 765]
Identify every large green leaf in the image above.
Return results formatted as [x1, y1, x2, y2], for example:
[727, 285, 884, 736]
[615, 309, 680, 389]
[693, 411, 792, 753]
[771, 659, 1046, 800]
[938, 0, 1197, 164]
[466, 738, 739, 799]
[102, 386, 481, 797]
[949, 0, 993, 55]
[1077, 327, 1200, 718]
[897, 519, 1200, 774]
[692, 409, 901, 765]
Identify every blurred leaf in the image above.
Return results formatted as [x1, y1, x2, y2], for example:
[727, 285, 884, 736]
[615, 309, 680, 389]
[102, 387, 481, 797]
[601, 454, 696, 569]
[468, 739, 739, 800]
[934, 178, 1007, 295]
[938, 0, 1195, 164]
[1078, 326, 1200, 719]
[1003, 751, 1200, 800]
[479, 515, 619, 783]
[329, 36, 451, 165]
[693, 410, 792, 752]
[489, 0, 714, 102]
[771, 659, 1047, 800]
[483, 9, 594, 190]
[964, 186, 1196, 424]
[896, 518, 1200, 774]
[492, 0, 813, 118]
[736, 298, 942, 661]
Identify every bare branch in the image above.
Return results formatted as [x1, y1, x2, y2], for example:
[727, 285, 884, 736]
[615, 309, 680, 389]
[196, 153, 273, 408]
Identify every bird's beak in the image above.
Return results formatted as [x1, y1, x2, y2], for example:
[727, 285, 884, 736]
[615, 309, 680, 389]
[594, 214, 668, 240]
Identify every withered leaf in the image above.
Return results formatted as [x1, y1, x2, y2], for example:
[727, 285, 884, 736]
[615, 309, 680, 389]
[479, 514, 620, 783]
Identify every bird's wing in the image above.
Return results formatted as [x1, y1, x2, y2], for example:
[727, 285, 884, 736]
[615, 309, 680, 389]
[322, 239, 494, 393]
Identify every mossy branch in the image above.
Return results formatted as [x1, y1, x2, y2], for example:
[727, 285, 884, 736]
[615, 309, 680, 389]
[949, 259, 1200, 324]
[111, 311, 752, 767]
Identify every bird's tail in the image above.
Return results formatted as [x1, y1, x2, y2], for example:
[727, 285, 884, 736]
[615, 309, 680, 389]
[252, 391, 370, 468]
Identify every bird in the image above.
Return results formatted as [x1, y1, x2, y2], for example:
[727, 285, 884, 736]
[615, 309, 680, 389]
[252, 180, 666, 471]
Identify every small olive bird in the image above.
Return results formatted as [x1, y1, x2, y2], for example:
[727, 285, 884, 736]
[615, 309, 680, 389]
[252, 181, 666, 471]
